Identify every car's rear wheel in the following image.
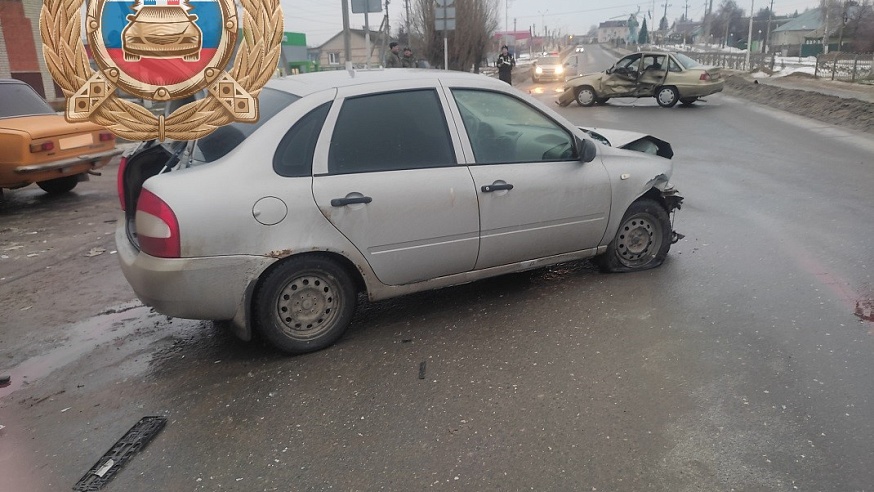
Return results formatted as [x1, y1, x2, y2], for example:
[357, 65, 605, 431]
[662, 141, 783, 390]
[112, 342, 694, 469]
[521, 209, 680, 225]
[679, 97, 698, 106]
[596, 199, 672, 273]
[37, 174, 79, 194]
[655, 86, 679, 108]
[575, 86, 597, 107]
[255, 256, 357, 354]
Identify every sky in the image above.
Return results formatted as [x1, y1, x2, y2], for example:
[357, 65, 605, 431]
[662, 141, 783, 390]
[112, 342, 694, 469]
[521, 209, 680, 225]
[281, 0, 826, 47]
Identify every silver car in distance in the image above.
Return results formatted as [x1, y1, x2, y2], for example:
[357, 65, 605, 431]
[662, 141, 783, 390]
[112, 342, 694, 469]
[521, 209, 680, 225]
[116, 69, 684, 354]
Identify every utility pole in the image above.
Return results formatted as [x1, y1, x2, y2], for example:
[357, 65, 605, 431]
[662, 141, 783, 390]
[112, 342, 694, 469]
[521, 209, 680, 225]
[823, 0, 831, 54]
[704, 0, 713, 43]
[684, 0, 689, 21]
[745, 0, 754, 69]
[763, 0, 773, 53]
[404, 0, 411, 41]
[342, 0, 351, 69]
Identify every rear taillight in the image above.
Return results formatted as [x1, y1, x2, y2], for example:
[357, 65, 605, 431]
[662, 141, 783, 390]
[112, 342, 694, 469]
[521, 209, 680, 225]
[135, 189, 180, 258]
[699, 72, 711, 81]
[117, 156, 128, 211]
[99, 132, 115, 142]
[30, 141, 55, 153]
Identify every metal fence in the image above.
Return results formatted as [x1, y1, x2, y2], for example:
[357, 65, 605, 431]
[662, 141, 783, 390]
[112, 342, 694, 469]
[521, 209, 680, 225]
[680, 52, 776, 72]
[815, 53, 874, 82]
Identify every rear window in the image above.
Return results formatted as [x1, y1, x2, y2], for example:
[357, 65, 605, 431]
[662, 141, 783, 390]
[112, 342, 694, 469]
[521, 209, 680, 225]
[672, 53, 702, 70]
[0, 82, 54, 118]
[191, 88, 299, 163]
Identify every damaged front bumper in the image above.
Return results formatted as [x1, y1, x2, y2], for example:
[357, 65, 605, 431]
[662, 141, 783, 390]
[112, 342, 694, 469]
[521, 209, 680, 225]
[662, 186, 685, 244]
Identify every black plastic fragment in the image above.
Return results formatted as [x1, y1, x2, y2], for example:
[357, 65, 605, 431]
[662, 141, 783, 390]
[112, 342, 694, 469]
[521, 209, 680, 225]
[418, 361, 426, 380]
[0, 375, 10, 387]
[73, 416, 167, 491]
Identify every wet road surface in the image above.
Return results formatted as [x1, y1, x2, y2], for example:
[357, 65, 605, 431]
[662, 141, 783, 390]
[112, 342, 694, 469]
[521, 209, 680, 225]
[2, 48, 874, 491]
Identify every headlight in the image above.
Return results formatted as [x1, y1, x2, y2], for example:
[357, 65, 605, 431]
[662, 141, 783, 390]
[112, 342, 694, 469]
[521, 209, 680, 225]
[535, 66, 543, 74]
[555, 66, 564, 74]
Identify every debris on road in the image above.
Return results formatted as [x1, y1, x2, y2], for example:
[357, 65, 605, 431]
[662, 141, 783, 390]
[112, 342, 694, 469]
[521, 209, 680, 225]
[85, 247, 107, 257]
[0, 375, 10, 387]
[73, 416, 167, 491]
[418, 361, 426, 380]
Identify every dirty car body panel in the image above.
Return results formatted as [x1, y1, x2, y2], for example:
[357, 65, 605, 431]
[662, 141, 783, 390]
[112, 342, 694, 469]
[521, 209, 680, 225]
[116, 69, 683, 353]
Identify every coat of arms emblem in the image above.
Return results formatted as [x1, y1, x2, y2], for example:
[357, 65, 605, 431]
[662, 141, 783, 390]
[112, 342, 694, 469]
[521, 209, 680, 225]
[40, 0, 283, 141]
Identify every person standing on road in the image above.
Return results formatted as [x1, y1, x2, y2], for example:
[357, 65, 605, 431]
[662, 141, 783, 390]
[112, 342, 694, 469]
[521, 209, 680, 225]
[385, 42, 402, 68]
[401, 47, 417, 68]
[496, 45, 515, 85]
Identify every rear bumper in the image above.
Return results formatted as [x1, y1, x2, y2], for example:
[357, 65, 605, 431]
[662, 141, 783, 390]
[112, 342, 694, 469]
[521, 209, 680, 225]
[1, 148, 122, 188]
[115, 223, 273, 326]
[677, 80, 725, 98]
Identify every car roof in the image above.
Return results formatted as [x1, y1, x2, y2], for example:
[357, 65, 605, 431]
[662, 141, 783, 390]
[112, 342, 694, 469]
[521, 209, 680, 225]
[0, 78, 28, 85]
[265, 69, 506, 97]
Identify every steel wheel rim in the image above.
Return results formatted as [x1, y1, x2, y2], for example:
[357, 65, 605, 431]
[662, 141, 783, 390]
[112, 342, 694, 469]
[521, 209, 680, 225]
[657, 88, 675, 106]
[275, 273, 343, 340]
[615, 213, 663, 267]
[578, 89, 595, 105]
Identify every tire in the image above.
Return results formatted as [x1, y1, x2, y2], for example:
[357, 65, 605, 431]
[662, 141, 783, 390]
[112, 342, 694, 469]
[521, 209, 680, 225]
[679, 97, 698, 106]
[37, 174, 79, 194]
[532, 76, 540, 83]
[655, 86, 679, 108]
[575, 86, 597, 107]
[255, 256, 357, 354]
[596, 199, 672, 273]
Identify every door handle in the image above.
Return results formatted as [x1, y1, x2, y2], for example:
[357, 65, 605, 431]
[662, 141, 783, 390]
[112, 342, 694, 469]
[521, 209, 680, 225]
[481, 183, 514, 192]
[331, 196, 373, 207]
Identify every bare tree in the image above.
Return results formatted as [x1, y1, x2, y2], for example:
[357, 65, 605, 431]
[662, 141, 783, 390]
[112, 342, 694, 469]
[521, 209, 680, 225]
[410, 0, 499, 71]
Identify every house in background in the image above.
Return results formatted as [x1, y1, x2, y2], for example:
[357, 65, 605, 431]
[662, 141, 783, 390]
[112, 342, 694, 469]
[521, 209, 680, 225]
[311, 29, 394, 69]
[771, 9, 822, 56]
[598, 21, 630, 44]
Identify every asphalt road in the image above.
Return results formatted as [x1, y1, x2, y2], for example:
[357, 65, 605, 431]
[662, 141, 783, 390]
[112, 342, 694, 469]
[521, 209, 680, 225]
[2, 45, 873, 491]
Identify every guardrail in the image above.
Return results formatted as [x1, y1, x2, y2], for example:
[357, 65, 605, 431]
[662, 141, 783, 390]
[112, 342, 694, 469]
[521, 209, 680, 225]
[680, 52, 776, 72]
[815, 53, 874, 82]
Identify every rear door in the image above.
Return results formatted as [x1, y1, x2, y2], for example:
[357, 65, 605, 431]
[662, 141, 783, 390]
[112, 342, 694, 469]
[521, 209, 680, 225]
[311, 82, 479, 286]
[447, 88, 611, 269]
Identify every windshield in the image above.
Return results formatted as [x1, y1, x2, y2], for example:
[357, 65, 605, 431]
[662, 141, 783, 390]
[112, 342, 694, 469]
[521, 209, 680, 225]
[0, 82, 55, 118]
[191, 88, 299, 163]
[672, 53, 702, 69]
[538, 57, 560, 65]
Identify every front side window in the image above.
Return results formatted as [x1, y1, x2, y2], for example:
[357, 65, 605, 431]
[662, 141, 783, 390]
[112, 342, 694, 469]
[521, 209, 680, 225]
[452, 89, 575, 164]
[328, 89, 456, 174]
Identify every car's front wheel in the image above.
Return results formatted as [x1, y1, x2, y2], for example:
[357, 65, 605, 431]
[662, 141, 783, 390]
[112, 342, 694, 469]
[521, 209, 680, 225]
[255, 256, 357, 354]
[575, 86, 597, 107]
[655, 86, 679, 108]
[37, 174, 79, 194]
[596, 199, 672, 273]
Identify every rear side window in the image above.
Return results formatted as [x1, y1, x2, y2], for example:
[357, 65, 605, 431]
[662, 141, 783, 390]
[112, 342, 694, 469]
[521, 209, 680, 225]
[0, 82, 54, 118]
[273, 103, 331, 177]
[191, 88, 299, 163]
[328, 89, 456, 174]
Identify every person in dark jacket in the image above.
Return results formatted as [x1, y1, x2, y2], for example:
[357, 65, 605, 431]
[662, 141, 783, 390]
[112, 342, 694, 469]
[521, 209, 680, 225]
[495, 45, 515, 84]
[401, 47, 417, 68]
[385, 42, 402, 68]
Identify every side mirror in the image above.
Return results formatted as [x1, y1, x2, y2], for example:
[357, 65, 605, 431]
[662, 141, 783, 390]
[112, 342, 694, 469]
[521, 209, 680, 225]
[578, 138, 597, 163]
[606, 67, 614, 75]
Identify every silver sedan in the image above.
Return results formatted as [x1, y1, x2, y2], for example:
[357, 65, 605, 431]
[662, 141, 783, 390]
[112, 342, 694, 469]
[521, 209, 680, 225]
[116, 69, 684, 354]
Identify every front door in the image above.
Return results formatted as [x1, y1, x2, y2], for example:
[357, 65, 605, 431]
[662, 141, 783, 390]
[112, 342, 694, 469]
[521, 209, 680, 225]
[601, 53, 642, 96]
[312, 87, 479, 286]
[450, 89, 612, 269]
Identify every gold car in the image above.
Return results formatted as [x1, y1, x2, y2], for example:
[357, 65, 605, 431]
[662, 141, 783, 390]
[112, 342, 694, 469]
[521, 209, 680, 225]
[558, 51, 724, 108]
[121, 6, 202, 62]
[0, 79, 120, 196]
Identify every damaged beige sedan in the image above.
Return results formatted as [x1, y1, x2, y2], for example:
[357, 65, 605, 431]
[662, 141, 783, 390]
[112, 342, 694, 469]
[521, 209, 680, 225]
[117, 70, 684, 355]
[558, 51, 724, 108]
